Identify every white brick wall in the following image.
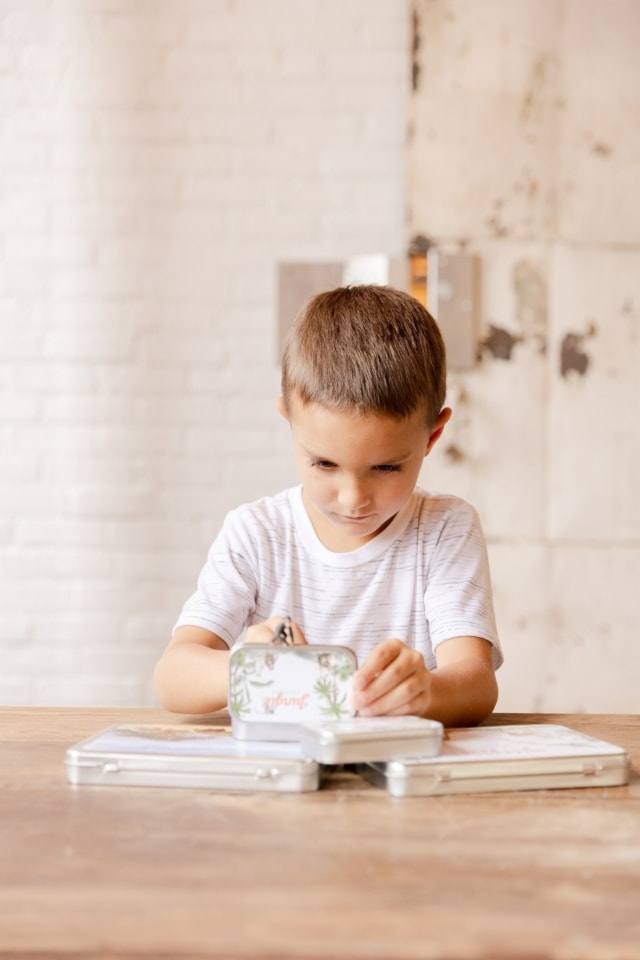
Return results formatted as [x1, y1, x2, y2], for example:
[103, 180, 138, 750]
[0, 0, 409, 705]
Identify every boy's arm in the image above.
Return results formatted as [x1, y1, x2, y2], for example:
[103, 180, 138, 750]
[153, 617, 305, 714]
[429, 635, 498, 726]
[153, 625, 230, 714]
[352, 635, 498, 726]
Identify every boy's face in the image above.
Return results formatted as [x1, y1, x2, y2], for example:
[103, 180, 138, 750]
[279, 394, 450, 553]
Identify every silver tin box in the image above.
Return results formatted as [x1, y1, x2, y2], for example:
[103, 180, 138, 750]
[65, 723, 320, 792]
[229, 643, 357, 741]
[358, 724, 630, 797]
[300, 716, 444, 765]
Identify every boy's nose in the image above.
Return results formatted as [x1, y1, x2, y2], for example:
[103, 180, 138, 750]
[337, 477, 370, 511]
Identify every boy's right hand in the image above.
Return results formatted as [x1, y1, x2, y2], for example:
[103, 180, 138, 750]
[244, 616, 307, 646]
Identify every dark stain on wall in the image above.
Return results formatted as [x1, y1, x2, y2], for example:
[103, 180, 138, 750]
[486, 198, 509, 237]
[482, 324, 519, 361]
[521, 55, 550, 125]
[411, 6, 421, 92]
[560, 332, 590, 378]
[443, 443, 465, 463]
[513, 259, 547, 354]
[622, 298, 639, 344]
[408, 233, 431, 255]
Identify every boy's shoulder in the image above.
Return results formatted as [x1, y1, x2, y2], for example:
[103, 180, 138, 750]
[408, 488, 485, 543]
[413, 487, 480, 522]
[226, 486, 300, 527]
[403, 490, 487, 561]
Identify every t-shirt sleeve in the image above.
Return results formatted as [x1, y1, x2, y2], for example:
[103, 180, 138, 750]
[424, 499, 503, 669]
[172, 507, 259, 646]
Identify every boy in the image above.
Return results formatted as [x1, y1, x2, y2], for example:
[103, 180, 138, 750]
[153, 285, 502, 725]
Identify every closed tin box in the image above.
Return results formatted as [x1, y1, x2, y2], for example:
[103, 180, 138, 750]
[358, 724, 630, 797]
[300, 716, 444, 764]
[65, 723, 320, 793]
[229, 643, 357, 741]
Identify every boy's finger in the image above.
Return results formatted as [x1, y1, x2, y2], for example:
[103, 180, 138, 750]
[287, 621, 308, 645]
[355, 676, 418, 717]
[353, 638, 405, 688]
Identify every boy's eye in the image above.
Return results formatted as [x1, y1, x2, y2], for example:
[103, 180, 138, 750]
[309, 459, 402, 473]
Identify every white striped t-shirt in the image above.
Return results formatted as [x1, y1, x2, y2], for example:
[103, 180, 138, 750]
[174, 486, 502, 671]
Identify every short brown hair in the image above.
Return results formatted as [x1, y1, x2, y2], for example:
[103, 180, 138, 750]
[281, 285, 447, 427]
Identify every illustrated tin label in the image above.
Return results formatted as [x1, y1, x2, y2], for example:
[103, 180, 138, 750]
[228, 644, 357, 725]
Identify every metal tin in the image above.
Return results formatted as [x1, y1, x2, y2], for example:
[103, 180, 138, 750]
[300, 716, 444, 764]
[229, 643, 357, 741]
[65, 723, 320, 792]
[357, 724, 630, 797]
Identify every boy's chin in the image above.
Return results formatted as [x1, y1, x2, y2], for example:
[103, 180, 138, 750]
[328, 513, 393, 545]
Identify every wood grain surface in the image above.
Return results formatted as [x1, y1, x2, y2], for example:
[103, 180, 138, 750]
[1, 708, 638, 959]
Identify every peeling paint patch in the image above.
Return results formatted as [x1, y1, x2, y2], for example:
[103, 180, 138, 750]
[520, 54, 556, 130]
[408, 233, 431, 256]
[591, 140, 613, 157]
[482, 324, 519, 361]
[513, 260, 547, 352]
[411, 6, 421, 93]
[486, 198, 509, 237]
[560, 333, 590, 378]
[622, 298, 639, 344]
[443, 443, 464, 463]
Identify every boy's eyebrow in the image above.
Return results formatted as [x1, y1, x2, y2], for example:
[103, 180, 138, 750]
[300, 444, 415, 465]
[374, 453, 415, 465]
[300, 445, 335, 461]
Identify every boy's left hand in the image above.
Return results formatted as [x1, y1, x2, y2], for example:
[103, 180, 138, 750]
[351, 639, 431, 717]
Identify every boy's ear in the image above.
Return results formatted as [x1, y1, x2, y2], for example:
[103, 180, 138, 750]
[425, 407, 452, 455]
[276, 396, 289, 421]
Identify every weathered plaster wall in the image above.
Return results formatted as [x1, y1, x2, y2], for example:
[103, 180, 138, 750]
[411, 0, 640, 710]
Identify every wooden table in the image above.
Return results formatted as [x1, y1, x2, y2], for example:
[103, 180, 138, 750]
[1, 708, 638, 959]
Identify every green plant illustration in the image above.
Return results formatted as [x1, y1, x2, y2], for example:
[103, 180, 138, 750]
[332, 658, 356, 682]
[313, 675, 350, 718]
[229, 649, 274, 718]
